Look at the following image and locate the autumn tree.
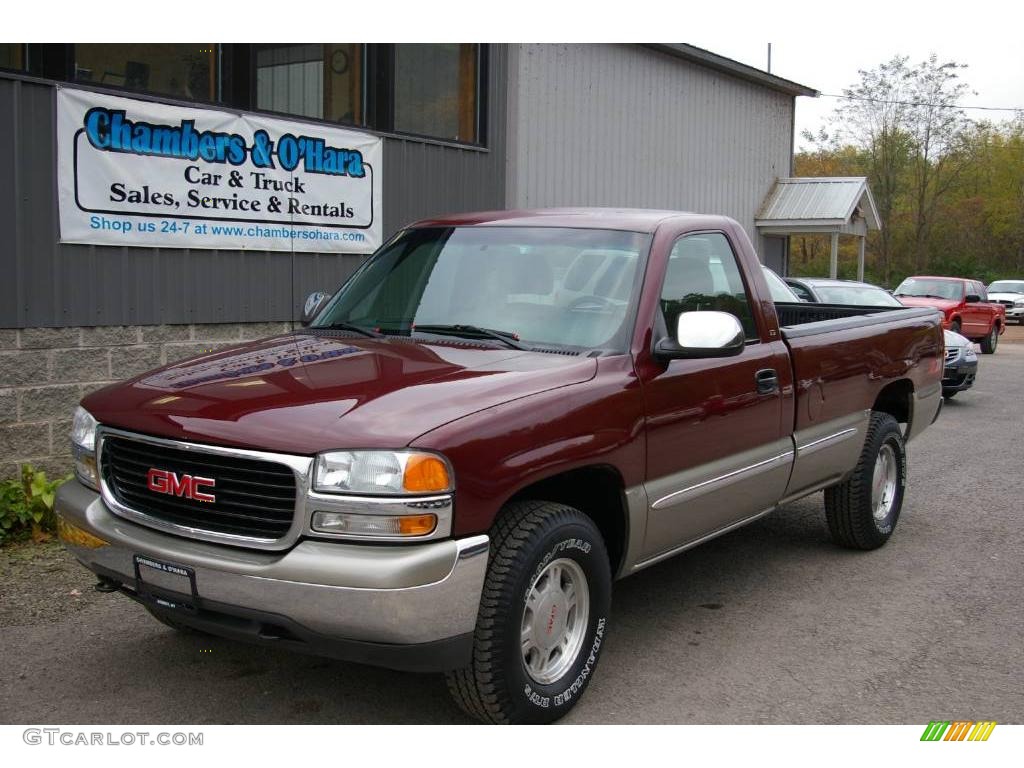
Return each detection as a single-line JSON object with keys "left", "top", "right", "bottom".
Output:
{"left": 804, "top": 55, "right": 973, "bottom": 283}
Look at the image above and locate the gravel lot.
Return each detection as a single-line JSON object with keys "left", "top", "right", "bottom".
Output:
{"left": 2, "top": 336, "right": 1022, "bottom": 725}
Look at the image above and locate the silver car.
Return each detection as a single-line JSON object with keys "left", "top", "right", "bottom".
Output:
{"left": 942, "top": 329, "right": 979, "bottom": 398}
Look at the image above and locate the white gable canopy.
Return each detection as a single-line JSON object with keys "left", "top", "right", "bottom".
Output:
{"left": 756, "top": 177, "right": 881, "bottom": 279}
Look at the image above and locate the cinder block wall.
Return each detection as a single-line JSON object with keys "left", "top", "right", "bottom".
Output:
{"left": 0, "top": 323, "right": 295, "bottom": 479}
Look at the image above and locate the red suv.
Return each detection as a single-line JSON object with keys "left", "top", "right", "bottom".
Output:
{"left": 894, "top": 276, "right": 1005, "bottom": 354}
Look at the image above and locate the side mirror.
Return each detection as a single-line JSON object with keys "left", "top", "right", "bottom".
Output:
{"left": 301, "top": 291, "right": 331, "bottom": 326}
{"left": 965, "top": 294, "right": 982, "bottom": 304}
{"left": 655, "top": 311, "right": 745, "bottom": 360}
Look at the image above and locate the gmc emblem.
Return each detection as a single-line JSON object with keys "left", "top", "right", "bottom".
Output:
{"left": 146, "top": 468, "right": 216, "bottom": 503}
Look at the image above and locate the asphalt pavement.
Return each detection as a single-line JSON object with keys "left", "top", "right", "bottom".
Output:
{"left": 2, "top": 337, "right": 1022, "bottom": 724}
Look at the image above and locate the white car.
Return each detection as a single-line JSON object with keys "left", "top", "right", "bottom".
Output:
{"left": 987, "top": 280, "right": 1024, "bottom": 324}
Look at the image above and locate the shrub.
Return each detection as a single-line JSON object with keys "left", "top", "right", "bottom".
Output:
{"left": 0, "top": 464, "right": 71, "bottom": 545}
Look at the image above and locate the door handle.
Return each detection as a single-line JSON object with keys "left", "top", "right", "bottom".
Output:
{"left": 755, "top": 368, "right": 779, "bottom": 395}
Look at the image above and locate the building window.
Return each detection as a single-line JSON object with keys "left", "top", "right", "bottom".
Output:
{"left": 72, "top": 44, "right": 217, "bottom": 101}
{"left": 394, "top": 44, "right": 478, "bottom": 143}
{"left": 255, "top": 44, "right": 363, "bottom": 125}
{"left": 1, "top": 44, "right": 24, "bottom": 71}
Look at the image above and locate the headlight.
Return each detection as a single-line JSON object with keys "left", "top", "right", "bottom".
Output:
{"left": 964, "top": 345, "right": 978, "bottom": 361}
{"left": 313, "top": 450, "right": 452, "bottom": 495}
{"left": 1014, "top": 299, "right": 1024, "bottom": 307}
{"left": 70, "top": 406, "right": 99, "bottom": 490}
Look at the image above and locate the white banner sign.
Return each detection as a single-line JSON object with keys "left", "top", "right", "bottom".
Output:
{"left": 57, "top": 87, "right": 382, "bottom": 253}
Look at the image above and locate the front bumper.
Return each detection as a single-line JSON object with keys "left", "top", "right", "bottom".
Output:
{"left": 943, "top": 359, "right": 978, "bottom": 393}
{"left": 54, "top": 481, "right": 488, "bottom": 672}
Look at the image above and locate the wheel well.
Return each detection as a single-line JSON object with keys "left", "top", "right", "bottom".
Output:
{"left": 506, "top": 465, "right": 627, "bottom": 573}
{"left": 873, "top": 379, "right": 913, "bottom": 425}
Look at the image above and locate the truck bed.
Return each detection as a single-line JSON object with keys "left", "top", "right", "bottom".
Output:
{"left": 775, "top": 302, "right": 941, "bottom": 338}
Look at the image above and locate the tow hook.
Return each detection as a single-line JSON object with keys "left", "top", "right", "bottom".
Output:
{"left": 94, "top": 577, "right": 122, "bottom": 593}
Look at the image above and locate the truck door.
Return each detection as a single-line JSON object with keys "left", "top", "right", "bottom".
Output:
{"left": 638, "top": 231, "right": 792, "bottom": 563}
{"left": 963, "top": 281, "right": 987, "bottom": 337}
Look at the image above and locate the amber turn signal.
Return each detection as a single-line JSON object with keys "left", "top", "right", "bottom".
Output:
{"left": 398, "top": 514, "right": 439, "bottom": 536}
{"left": 310, "top": 511, "right": 438, "bottom": 537}
{"left": 402, "top": 454, "right": 451, "bottom": 493}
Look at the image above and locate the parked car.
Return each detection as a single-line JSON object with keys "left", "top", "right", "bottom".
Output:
{"left": 55, "top": 209, "right": 944, "bottom": 724}
{"left": 784, "top": 277, "right": 903, "bottom": 308}
{"left": 942, "top": 329, "right": 978, "bottom": 399}
{"left": 986, "top": 280, "right": 1024, "bottom": 325}
{"left": 761, "top": 265, "right": 804, "bottom": 302}
{"left": 894, "top": 276, "right": 1005, "bottom": 354}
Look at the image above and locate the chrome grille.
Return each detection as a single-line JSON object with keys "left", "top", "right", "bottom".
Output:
{"left": 944, "top": 347, "right": 959, "bottom": 364}
{"left": 101, "top": 435, "right": 298, "bottom": 541}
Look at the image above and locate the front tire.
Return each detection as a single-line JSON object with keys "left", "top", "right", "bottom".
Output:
{"left": 824, "top": 412, "right": 907, "bottom": 550}
{"left": 980, "top": 325, "right": 999, "bottom": 354}
{"left": 942, "top": 389, "right": 957, "bottom": 399}
{"left": 446, "top": 500, "right": 612, "bottom": 724}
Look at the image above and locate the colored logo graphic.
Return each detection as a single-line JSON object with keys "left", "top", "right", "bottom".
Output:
{"left": 920, "top": 721, "right": 997, "bottom": 741}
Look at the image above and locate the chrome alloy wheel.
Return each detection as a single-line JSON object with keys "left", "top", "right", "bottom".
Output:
{"left": 872, "top": 443, "right": 898, "bottom": 522}
{"left": 520, "top": 557, "right": 590, "bottom": 685}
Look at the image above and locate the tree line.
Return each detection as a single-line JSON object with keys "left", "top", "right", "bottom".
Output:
{"left": 794, "top": 54, "right": 1024, "bottom": 288}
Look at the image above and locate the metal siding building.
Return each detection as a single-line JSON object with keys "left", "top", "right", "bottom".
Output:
{"left": 505, "top": 44, "right": 807, "bottom": 260}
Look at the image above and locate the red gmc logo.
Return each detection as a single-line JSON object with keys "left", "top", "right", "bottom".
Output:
{"left": 146, "top": 468, "right": 216, "bottom": 503}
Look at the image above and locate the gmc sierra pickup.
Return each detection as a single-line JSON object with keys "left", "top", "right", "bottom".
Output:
{"left": 56, "top": 209, "right": 944, "bottom": 724}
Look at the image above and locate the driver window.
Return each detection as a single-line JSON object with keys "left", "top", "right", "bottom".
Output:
{"left": 660, "top": 233, "right": 758, "bottom": 340}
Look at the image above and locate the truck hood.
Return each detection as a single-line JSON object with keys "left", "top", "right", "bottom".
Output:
{"left": 82, "top": 332, "right": 597, "bottom": 455}
{"left": 895, "top": 296, "right": 959, "bottom": 312}
{"left": 988, "top": 292, "right": 1024, "bottom": 303}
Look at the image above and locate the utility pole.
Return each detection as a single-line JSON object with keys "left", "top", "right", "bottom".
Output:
{"left": 767, "top": 42, "right": 772, "bottom": 73}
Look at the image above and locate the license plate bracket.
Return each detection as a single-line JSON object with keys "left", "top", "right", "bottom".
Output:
{"left": 133, "top": 555, "right": 200, "bottom": 612}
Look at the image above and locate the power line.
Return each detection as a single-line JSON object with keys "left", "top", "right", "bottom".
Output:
{"left": 818, "top": 92, "right": 1023, "bottom": 112}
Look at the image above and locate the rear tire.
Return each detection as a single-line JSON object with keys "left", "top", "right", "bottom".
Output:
{"left": 824, "top": 412, "right": 907, "bottom": 550}
{"left": 980, "top": 325, "right": 999, "bottom": 354}
{"left": 446, "top": 500, "right": 611, "bottom": 724}
{"left": 950, "top": 320, "right": 962, "bottom": 335}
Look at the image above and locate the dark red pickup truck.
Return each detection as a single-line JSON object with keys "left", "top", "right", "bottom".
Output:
{"left": 894, "top": 275, "right": 1006, "bottom": 354}
{"left": 56, "top": 209, "right": 943, "bottom": 723}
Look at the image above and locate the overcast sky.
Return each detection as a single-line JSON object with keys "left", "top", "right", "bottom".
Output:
{"left": 685, "top": 6, "right": 1024, "bottom": 152}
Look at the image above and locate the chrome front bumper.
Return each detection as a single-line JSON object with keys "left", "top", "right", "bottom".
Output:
{"left": 55, "top": 480, "right": 488, "bottom": 671}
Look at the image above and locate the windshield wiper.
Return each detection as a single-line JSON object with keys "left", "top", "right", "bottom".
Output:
{"left": 413, "top": 324, "right": 529, "bottom": 350}
{"left": 316, "top": 322, "right": 384, "bottom": 339}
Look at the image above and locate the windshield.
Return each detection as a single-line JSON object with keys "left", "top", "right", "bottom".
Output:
{"left": 762, "top": 267, "right": 802, "bottom": 302}
{"left": 314, "top": 226, "right": 651, "bottom": 351}
{"left": 894, "top": 278, "right": 963, "bottom": 300}
{"left": 813, "top": 284, "right": 902, "bottom": 307}
{"left": 989, "top": 281, "right": 1024, "bottom": 294}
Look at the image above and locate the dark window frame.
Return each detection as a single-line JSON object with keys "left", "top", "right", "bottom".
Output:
{"left": 15, "top": 43, "right": 489, "bottom": 149}
{"left": 0, "top": 43, "right": 27, "bottom": 74}
{"left": 375, "top": 43, "right": 487, "bottom": 148}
